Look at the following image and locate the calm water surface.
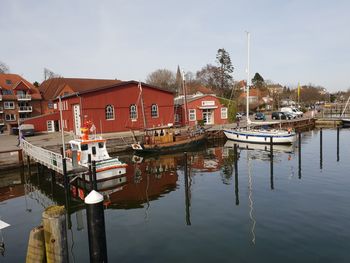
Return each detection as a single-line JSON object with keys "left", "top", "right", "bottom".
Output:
{"left": 1, "top": 129, "right": 350, "bottom": 262}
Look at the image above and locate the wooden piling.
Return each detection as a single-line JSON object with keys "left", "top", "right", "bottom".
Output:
{"left": 92, "top": 160, "right": 97, "bottom": 191}
{"left": 270, "top": 137, "right": 274, "bottom": 190}
{"left": 27, "top": 155, "right": 31, "bottom": 176}
{"left": 298, "top": 132, "right": 301, "bottom": 179}
{"left": 42, "top": 206, "right": 68, "bottom": 263}
{"left": 320, "top": 128, "right": 323, "bottom": 169}
{"left": 184, "top": 152, "right": 191, "bottom": 226}
{"left": 26, "top": 225, "right": 46, "bottom": 263}
{"left": 234, "top": 144, "right": 239, "bottom": 205}
{"left": 337, "top": 127, "right": 340, "bottom": 162}
{"left": 88, "top": 154, "right": 93, "bottom": 190}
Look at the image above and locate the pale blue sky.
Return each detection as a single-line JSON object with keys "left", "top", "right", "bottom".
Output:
{"left": 1, "top": 0, "right": 350, "bottom": 91}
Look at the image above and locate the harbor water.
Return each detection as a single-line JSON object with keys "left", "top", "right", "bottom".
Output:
{"left": 0, "top": 128, "right": 350, "bottom": 262}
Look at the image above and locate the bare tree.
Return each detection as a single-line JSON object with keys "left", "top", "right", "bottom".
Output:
{"left": 145, "top": 69, "right": 176, "bottom": 92}
{"left": 44, "top": 68, "right": 60, "bottom": 80}
{"left": 0, "top": 61, "right": 10, "bottom": 73}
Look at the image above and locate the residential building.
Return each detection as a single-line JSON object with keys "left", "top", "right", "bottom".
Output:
{"left": 0, "top": 74, "right": 42, "bottom": 132}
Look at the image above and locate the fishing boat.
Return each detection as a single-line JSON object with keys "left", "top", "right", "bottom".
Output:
{"left": 223, "top": 32, "right": 296, "bottom": 145}
{"left": 66, "top": 120, "right": 127, "bottom": 181}
{"left": 131, "top": 124, "right": 206, "bottom": 154}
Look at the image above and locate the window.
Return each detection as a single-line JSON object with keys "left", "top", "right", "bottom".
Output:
{"left": 48, "top": 101, "right": 54, "bottom": 109}
{"left": 5, "top": 114, "right": 16, "bottom": 121}
{"left": 151, "top": 104, "right": 158, "bottom": 118}
{"left": 5, "top": 79, "right": 12, "bottom": 85}
{"left": 130, "top": 104, "right": 137, "bottom": 120}
{"left": 105, "top": 105, "right": 114, "bottom": 120}
{"left": 81, "top": 144, "right": 88, "bottom": 151}
{"left": 4, "top": 101, "right": 15, "bottom": 109}
{"left": 189, "top": 109, "right": 196, "bottom": 121}
{"left": 221, "top": 107, "right": 228, "bottom": 119}
{"left": 2, "top": 90, "right": 13, "bottom": 95}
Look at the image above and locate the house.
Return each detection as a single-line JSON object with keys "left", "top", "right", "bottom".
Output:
{"left": 25, "top": 80, "right": 174, "bottom": 134}
{"left": 174, "top": 92, "right": 229, "bottom": 126}
{"left": 0, "top": 74, "right": 42, "bottom": 132}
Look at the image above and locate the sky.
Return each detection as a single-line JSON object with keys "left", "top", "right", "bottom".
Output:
{"left": 1, "top": 0, "right": 350, "bottom": 92}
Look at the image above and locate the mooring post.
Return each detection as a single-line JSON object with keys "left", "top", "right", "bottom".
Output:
{"left": 85, "top": 190, "right": 108, "bottom": 263}
{"left": 234, "top": 143, "right": 239, "bottom": 205}
{"left": 51, "top": 169, "right": 56, "bottom": 198}
{"left": 337, "top": 126, "right": 340, "bottom": 162}
{"left": 27, "top": 155, "right": 31, "bottom": 177}
{"left": 184, "top": 152, "right": 191, "bottom": 226}
{"left": 298, "top": 132, "right": 302, "bottom": 179}
{"left": 270, "top": 137, "right": 274, "bottom": 190}
{"left": 88, "top": 154, "right": 93, "bottom": 190}
{"left": 92, "top": 160, "right": 97, "bottom": 191}
{"left": 320, "top": 128, "right": 323, "bottom": 169}
{"left": 42, "top": 206, "right": 69, "bottom": 263}
{"left": 26, "top": 225, "right": 46, "bottom": 263}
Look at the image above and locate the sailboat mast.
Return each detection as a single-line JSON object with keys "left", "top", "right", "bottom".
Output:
{"left": 246, "top": 32, "right": 251, "bottom": 129}
{"left": 182, "top": 70, "right": 188, "bottom": 126}
{"left": 139, "top": 82, "right": 147, "bottom": 129}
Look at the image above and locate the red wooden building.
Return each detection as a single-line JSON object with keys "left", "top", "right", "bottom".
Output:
{"left": 174, "top": 93, "right": 229, "bottom": 127}
{"left": 25, "top": 80, "right": 174, "bottom": 134}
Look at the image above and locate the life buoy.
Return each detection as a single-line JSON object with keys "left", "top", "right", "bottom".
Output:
{"left": 132, "top": 144, "right": 143, "bottom": 150}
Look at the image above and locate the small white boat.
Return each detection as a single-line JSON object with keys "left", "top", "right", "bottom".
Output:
{"left": 67, "top": 120, "right": 127, "bottom": 181}
{"left": 224, "top": 32, "right": 296, "bottom": 145}
{"left": 224, "top": 139, "right": 294, "bottom": 153}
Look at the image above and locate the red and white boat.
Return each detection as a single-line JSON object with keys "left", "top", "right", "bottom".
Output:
{"left": 67, "top": 120, "right": 127, "bottom": 181}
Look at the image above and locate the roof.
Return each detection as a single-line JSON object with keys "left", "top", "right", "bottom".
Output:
{"left": 0, "top": 73, "right": 42, "bottom": 99}
{"left": 41, "top": 78, "right": 174, "bottom": 100}
{"left": 186, "top": 84, "right": 214, "bottom": 95}
{"left": 174, "top": 93, "right": 217, "bottom": 105}
{"left": 39, "top": 77, "right": 123, "bottom": 100}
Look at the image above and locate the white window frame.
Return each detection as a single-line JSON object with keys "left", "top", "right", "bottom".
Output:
{"left": 130, "top": 104, "right": 138, "bottom": 120}
{"left": 151, "top": 104, "right": 159, "bottom": 118}
{"left": 105, "top": 105, "right": 115, "bottom": 120}
{"left": 221, "top": 107, "right": 228, "bottom": 119}
{"left": 4, "top": 101, "right": 15, "bottom": 109}
{"left": 189, "top": 109, "right": 196, "bottom": 121}
{"left": 5, "top": 113, "right": 16, "bottom": 121}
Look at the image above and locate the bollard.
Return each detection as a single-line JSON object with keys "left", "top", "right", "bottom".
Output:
{"left": 85, "top": 190, "right": 108, "bottom": 263}
{"left": 42, "top": 206, "right": 68, "bottom": 263}
{"left": 26, "top": 225, "right": 46, "bottom": 263}
{"left": 92, "top": 160, "right": 97, "bottom": 191}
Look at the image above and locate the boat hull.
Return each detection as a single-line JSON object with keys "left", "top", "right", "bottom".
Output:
{"left": 133, "top": 134, "right": 206, "bottom": 154}
{"left": 223, "top": 129, "right": 295, "bottom": 145}
{"left": 342, "top": 119, "right": 350, "bottom": 128}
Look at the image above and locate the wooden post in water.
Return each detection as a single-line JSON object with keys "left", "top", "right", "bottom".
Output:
{"left": 234, "top": 143, "right": 239, "bottom": 205}
{"left": 27, "top": 155, "right": 31, "bottom": 177}
{"left": 42, "top": 206, "right": 68, "bottom": 263}
{"left": 92, "top": 160, "right": 97, "bottom": 191}
{"left": 298, "top": 132, "right": 302, "bottom": 179}
{"left": 270, "top": 137, "right": 274, "bottom": 190}
{"left": 51, "top": 169, "right": 56, "bottom": 198}
{"left": 85, "top": 190, "right": 108, "bottom": 263}
{"left": 337, "top": 127, "right": 340, "bottom": 162}
{"left": 26, "top": 225, "right": 46, "bottom": 263}
{"left": 184, "top": 152, "right": 191, "bottom": 226}
{"left": 320, "top": 128, "right": 323, "bottom": 169}
{"left": 88, "top": 154, "right": 93, "bottom": 190}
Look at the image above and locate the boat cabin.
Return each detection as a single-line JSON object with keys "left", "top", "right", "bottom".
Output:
{"left": 69, "top": 138, "right": 110, "bottom": 165}
{"left": 144, "top": 125, "right": 176, "bottom": 145}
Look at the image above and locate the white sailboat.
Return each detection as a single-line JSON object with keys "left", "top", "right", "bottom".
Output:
{"left": 224, "top": 32, "right": 296, "bottom": 145}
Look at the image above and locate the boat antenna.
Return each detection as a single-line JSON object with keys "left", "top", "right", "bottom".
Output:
{"left": 246, "top": 31, "right": 251, "bottom": 130}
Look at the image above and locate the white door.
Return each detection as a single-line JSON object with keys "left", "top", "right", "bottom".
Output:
{"left": 73, "top": 104, "right": 81, "bottom": 135}
{"left": 202, "top": 109, "right": 214, "bottom": 125}
{"left": 47, "top": 120, "right": 54, "bottom": 132}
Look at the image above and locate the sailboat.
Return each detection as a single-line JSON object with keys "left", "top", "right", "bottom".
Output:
{"left": 223, "top": 32, "right": 296, "bottom": 145}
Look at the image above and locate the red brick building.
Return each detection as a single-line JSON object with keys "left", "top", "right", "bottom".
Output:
{"left": 26, "top": 80, "right": 174, "bottom": 133}
{"left": 174, "top": 93, "right": 229, "bottom": 127}
{"left": 0, "top": 74, "right": 42, "bottom": 132}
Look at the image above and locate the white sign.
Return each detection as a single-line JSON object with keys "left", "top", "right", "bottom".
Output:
{"left": 202, "top": 101, "right": 215, "bottom": 106}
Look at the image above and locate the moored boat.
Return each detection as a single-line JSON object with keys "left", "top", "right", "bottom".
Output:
{"left": 66, "top": 120, "right": 127, "bottom": 181}
{"left": 131, "top": 124, "right": 206, "bottom": 154}
{"left": 342, "top": 118, "right": 350, "bottom": 128}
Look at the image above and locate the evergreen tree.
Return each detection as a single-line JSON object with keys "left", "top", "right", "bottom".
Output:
{"left": 216, "top": 48, "right": 234, "bottom": 90}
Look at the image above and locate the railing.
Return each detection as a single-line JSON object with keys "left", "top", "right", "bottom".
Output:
{"left": 17, "top": 94, "right": 32, "bottom": 100}
{"left": 18, "top": 106, "right": 32, "bottom": 112}
{"left": 22, "top": 140, "right": 69, "bottom": 173}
